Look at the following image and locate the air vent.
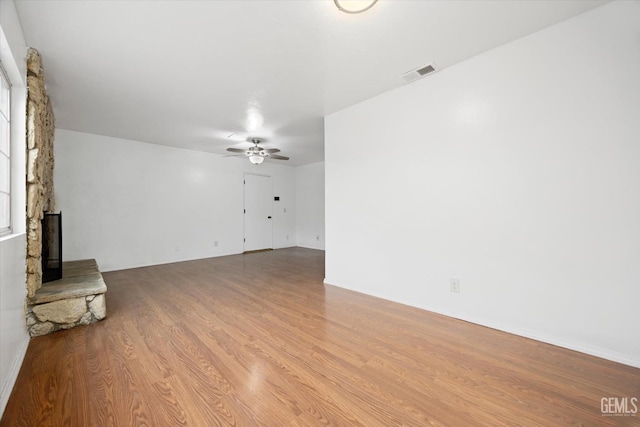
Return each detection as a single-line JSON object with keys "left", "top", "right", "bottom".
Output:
{"left": 401, "top": 63, "right": 438, "bottom": 83}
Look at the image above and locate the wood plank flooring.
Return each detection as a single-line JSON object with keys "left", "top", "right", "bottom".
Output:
{"left": 2, "top": 247, "right": 639, "bottom": 426}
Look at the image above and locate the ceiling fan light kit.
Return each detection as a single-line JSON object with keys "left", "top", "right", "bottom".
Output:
{"left": 334, "top": 0, "right": 379, "bottom": 14}
{"left": 249, "top": 154, "right": 265, "bottom": 165}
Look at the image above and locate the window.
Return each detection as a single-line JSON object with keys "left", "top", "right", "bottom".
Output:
{"left": 0, "top": 63, "right": 11, "bottom": 236}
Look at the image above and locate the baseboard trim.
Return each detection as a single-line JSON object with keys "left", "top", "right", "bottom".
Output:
{"left": 243, "top": 248, "right": 273, "bottom": 254}
{"left": 0, "top": 333, "right": 29, "bottom": 418}
{"left": 297, "top": 244, "right": 325, "bottom": 251}
{"left": 100, "top": 250, "right": 244, "bottom": 272}
{"left": 323, "top": 279, "right": 639, "bottom": 369}
{"left": 431, "top": 309, "right": 639, "bottom": 369}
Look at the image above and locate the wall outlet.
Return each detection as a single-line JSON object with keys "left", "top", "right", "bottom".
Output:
{"left": 175, "top": 246, "right": 180, "bottom": 252}
{"left": 316, "top": 234, "right": 320, "bottom": 241}
{"left": 450, "top": 278, "right": 460, "bottom": 293}
{"left": 214, "top": 241, "right": 218, "bottom": 247}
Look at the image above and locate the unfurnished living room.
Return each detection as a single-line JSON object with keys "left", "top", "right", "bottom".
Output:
{"left": 1, "top": 0, "right": 639, "bottom": 425}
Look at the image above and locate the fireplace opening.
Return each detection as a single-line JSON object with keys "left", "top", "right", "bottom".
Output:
{"left": 42, "top": 212, "right": 62, "bottom": 283}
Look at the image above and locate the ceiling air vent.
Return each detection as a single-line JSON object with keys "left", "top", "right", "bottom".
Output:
{"left": 402, "top": 63, "right": 438, "bottom": 83}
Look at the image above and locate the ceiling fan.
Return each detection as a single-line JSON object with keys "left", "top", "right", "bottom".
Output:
{"left": 226, "top": 137, "right": 289, "bottom": 164}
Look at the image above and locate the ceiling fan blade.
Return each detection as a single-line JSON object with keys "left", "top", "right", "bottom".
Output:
{"left": 223, "top": 154, "right": 245, "bottom": 157}
{"left": 268, "top": 154, "right": 289, "bottom": 160}
{"left": 264, "top": 148, "right": 280, "bottom": 154}
{"left": 226, "top": 147, "right": 246, "bottom": 153}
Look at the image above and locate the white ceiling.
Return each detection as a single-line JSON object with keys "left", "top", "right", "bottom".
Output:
{"left": 15, "top": 0, "right": 609, "bottom": 166}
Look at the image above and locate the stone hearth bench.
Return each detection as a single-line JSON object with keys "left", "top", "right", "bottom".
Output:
{"left": 27, "top": 259, "right": 107, "bottom": 337}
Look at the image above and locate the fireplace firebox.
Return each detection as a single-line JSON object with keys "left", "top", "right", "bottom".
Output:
{"left": 42, "top": 212, "right": 62, "bottom": 283}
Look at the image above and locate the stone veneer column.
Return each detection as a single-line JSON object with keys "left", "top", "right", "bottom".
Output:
{"left": 25, "top": 48, "right": 55, "bottom": 298}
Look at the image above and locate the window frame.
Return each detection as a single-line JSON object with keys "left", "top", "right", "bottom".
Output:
{"left": 0, "top": 62, "right": 11, "bottom": 237}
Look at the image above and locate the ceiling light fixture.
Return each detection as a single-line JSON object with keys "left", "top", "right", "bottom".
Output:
{"left": 334, "top": 0, "right": 379, "bottom": 14}
{"left": 249, "top": 154, "right": 265, "bottom": 165}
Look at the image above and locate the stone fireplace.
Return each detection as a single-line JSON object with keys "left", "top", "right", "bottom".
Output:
{"left": 25, "top": 48, "right": 55, "bottom": 299}
{"left": 24, "top": 48, "right": 107, "bottom": 337}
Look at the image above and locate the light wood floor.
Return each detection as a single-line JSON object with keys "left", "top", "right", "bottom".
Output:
{"left": 2, "top": 247, "right": 638, "bottom": 426}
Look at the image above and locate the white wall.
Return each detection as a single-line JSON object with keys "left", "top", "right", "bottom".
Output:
{"left": 0, "top": 0, "right": 29, "bottom": 417}
{"left": 296, "top": 161, "right": 325, "bottom": 250}
{"left": 0, "top": 236, "right": 28, "bottom": 415}
{"left": 325, "top": 1, "right": 640, "bottom": 367}
{"left": 54, "top": 129, "right": 297, "bottom": 272}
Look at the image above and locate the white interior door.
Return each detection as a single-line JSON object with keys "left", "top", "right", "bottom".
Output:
{"left": 244, "top": 174, "right": 273, "bottom": 251}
